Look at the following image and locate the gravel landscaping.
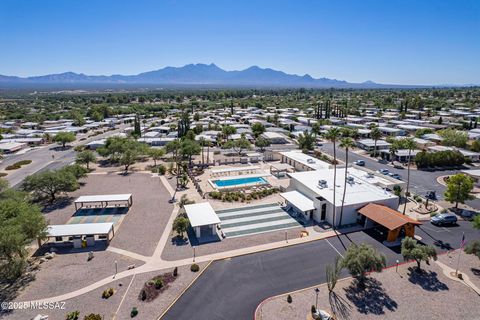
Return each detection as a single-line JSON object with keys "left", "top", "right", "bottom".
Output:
{"left": 256, "top": 257, "right": 480, "bottom": 320}
{"left": 2, "top": 263, "right": 207, "bottom": 320}
{"left": 14, "top": 250, "right": 143, "bottom": 301}
{"left": 161, "top": 226, "right": 304, "bottom": 260}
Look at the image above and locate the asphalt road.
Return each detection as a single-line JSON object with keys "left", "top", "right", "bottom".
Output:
{"left": 162, "top": 221, "right": 478, "bottom": 320}
{"left": 318, "top": 142, "right": 480, "bottom": 209}
{"left": 0, "top": 125, "right": 129, "bottom": 188}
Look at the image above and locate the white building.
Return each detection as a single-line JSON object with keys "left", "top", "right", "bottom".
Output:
{"left": 279, "top": 151, "right": 332, "bottom": 171}
{"left": 285, "top": 168, "right": 399, "bottom": 226}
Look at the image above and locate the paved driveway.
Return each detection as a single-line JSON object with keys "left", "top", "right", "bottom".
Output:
{"left": 162, "top": 221, "right": 478, "bottom": 320}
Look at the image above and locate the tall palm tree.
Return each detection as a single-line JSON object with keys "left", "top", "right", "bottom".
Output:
{"left": 370, "top": 127, "right": 382, "bottom": 158}
{"left": 401, "top": 138, "right": 417, "bottom": 215}
{"left": 338, "top": 137, "right": 355, "bottom": 227}
{"left": 325, "top": 127, "right": 342, "bottom": 228}
{"left": 198, "top": 137, "right": 206, "bottom": 166}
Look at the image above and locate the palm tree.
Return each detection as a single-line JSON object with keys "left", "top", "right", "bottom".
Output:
{"left": 338, "top": 137, "right": 355, "bottom": 226}
{"left": 388, "top": 143, "right": 399, "bottom": 164}
{"left": 401, "top": 138, "right": 417, "bottom": 215}
{"left": 370, "top": 127, "right": 382, "bottom": 158}
{"left": 325, "top": 127, "right": 342, "bottom": 228}
{"left": 198, "top": 137, "right": 206, "bottom": 166}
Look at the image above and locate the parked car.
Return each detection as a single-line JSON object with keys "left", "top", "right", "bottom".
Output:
{"left": 460, "top": 210, "right": 477, "bottom": 220}
{"left": 388, "top": 173, "right": 402, "bottom": 180}
{"left": 431, "top": 213, "right": 458, "bottom": 226}
{"left": 378, "top": 168, "right": 389, "bottom": 175}
{"left": 354, "top": 160, "right": 365, "bottom": 166}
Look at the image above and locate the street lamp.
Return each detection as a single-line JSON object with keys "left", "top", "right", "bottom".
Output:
{"left": 193, "top": 246, "right": 196, "bottom": 262}
{"left": 314, "top": 287, "right": 320, "bottom": 310}
{"left": 114, "top": 260, "right": 118, "bottom": 278}
{"left": 285, "top": 231, "right": 288, "bottom": 243}
{"left": 395, "top": 259, "right": 399, "bottom": 273}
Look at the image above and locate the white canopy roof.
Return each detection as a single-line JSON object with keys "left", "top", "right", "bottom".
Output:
{"left": 47, "top": 223, "right": 113, "bottom": 237}
{"left": 184, "top": 202, "right": 221, "bottom": 228}
{"left": 75, "top": 194, "right": 132, "bottom": 203}
{"left": 280, "top": 191, "right": 315, "bottom": 212}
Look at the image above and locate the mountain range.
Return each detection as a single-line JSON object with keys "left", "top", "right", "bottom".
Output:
{"left": 0, "top": 63, "right": 426, "bottom": 89}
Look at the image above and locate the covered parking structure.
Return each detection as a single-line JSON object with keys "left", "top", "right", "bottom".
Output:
{"left": 280, "top": 190, "right": 316, "bottom": 222}
{"left": 184, "top": 202, "right": 221, "bottom": 242}
{"left": 270, "top": 162, "right": 294, "bottom": 178}
{"left": 74, "top": 194, "right": 133, "bottom": 211}
{"left": 42, "top": 222, "right": 115, "bottom": 248}
{"left": 358, "top": 203, "right": 422, "bottom": 243}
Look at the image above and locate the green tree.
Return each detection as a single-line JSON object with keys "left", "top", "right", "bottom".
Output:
{"left": 97, "top": 137, "right": 147, "bottom": 171}
{"left": 0, "top": 192, "right": 47, "bottom": 280}
{"left": 180, "top": 139, "right": 201, "bottom": 165}
{"left": 173, "top": 216, "right": 189, "bottom": 238}
{"left": 471, "top": 140, "right": 480, "bottom": 152}
{"left": 224, "top": 135, "right": 251, "bottom": 155}
{"left": 472, "top": 215, "right": 480, "bottom": 230}
{"left": 438, "top": 128, "right": 468, "bottom": 148}
{"left": 393, "top": 185, "right": 403, "bottom": 205}
{"left": 70, "top": 110, "right": 85, "bottom": 127}
{"left": 255, "top": 137, "right": 271, "bottom": 152}
{"left": 222, "top": 125, "right": 237, "bottom": 141}
{"left": 444, "top": 173, "right": 474, "bottom": 208}
{"left": 311, "top": 122, "right": 321, "bottom": 139}
{"left": 325, "top": 127, "right": 342, "bottom": 227}
{"left": 370, "top": 127, "right": 382, "bottom": 157}
{"left": 76, "top": 150, "right": 97, "bottom": 170}
{"left": 401, "top": 237, "right": 437, "bottom": 271}
{"left": 53, "top": 132, "right": 76, "bottom": 148}
{"left": 148, "top": 147, "right": 165, "bottom": 167}
{"left": 22, "top": 169, "right": 79, "bottom": 203}
{"left": 251, "top": 122, "right": 266, "bottom": 138}
{"left": 397, "top": 138, "right": 416, "bottom": 215}
{"left": 338, "top": 137, "right": 355, "bottom": 226}
{"left": 341, "top": 243, "right": 386, "bottom": 286}
{"left": 133, "top": 114, "right": 142, "bottom": 137}
{"left": 298, "top": 131, "right": 315, "bottom": 151}
{"left": 326, "top": 256, "right": 343, "bottom": 293}
{"left": 464, "top": 240, "right": 480, "bottom": 260}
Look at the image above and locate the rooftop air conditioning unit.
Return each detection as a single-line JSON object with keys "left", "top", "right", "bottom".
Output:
{"left": 347, "top": 176, "right": 355, "bottom": 183}
{"left": 307, "top": 159, "right": 315, "bottom": 164}
{"left": 318, "top": 179, "right": 328, "bottom": 188}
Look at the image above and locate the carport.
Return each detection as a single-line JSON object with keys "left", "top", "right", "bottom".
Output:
{"left": 184, "top": 202, "right": 221, "bottom": 240}
{"left": 74, "top": 194, "right": 133, "bottom": 210}
{"left": 358, "top": 203, "right": 422, "bottom": 242}
{"left": 280, "top": 190, "right": 315, "bottom": 221}
{"left": 42, "top": 222, "right": 115, "bottom": 248}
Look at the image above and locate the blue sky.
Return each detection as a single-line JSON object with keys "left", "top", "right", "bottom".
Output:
{"left": 0, "top": 0, "right": 479, "bottom": 85}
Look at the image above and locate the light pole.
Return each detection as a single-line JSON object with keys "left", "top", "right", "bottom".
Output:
{"left": 114, "top": 260, "right": 118, "bottom": 278}
{"left": 285, "top": 231, "right": 288, "bottom": 243}
{"left": 395, "top": 260, "right": 399, "bottom": 273}
{"left": 193, "top": 246, "right": 196, "bottom": 262}
{"left": 314, "top": 287, "right": 320, "bottom": 311}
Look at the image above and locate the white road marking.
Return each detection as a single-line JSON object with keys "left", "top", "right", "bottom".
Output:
{"left": 326, "top": 238, "right": 344, "bottom": 258}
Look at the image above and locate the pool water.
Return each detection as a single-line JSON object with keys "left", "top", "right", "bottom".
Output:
{"left": 213, "top": 177, "right": 267, "bottom": 188}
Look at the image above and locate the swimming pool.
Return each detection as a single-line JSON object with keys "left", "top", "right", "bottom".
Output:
{"left": 213, "top": 176, "right": 267, "bottom": 188}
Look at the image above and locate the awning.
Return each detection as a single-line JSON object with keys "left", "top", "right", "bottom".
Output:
{"left": 280, "top": 191, "right": 315, "bottom": 212}
{"left": 358, "top": 203, "right": 421, "bottom": 230}
{"left": 75, "top": 194, "right": 132, "bottom": 203}
{"left": 47, "top": 223, "right": 114, "bottom": 237}
{"left": 184, "top": 202, "right": 221, "bottom": 228}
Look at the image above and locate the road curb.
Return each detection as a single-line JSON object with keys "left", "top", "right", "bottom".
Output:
{"left": 157, "top": 260, "right": 213, "bottom": 319}
{"left": 253, "top": 248, "right": 457, "bottom": 320}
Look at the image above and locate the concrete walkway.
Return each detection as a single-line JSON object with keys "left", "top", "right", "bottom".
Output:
{"left": 435, "top": 259, "right": 480, "bottom": 295}
{"left": 18, "top": 174, "right": 352, "bottom": 305}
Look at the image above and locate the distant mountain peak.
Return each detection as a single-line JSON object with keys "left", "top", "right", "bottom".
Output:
{"left": 0, "top": 63, "right": 421, "bottom": 89}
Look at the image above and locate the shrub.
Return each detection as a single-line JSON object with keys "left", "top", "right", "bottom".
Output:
{"left": 130, "top": 307, "right": 138, "bottom": 318}
{"left": 66, "top": 311, "right": 80, "bottom": 320}
{"left": 190, "top": 264, "right": 200, "bottom": 272}
{"left": 158, "top": 164, "right": 166, "bottom": 175}
{"left": 0, "top": 173, "right": 7, "bottom": 177}
{"left": 139, "top": 289, "right": 147, "bottom": 301}
{"left": 154, "top": 278, "right": 163, "bottom": 289}
{"left": 83, "top": 314, "right": 102, "bottom": 320}
{"left": 173, "top": 267, "right": 178, "bottom": 277}
{"left": 287, "top": 294, "right": 292, "bottom": 303}
{"left": 102, "top": 288, "right": 114, "bottom": 299}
